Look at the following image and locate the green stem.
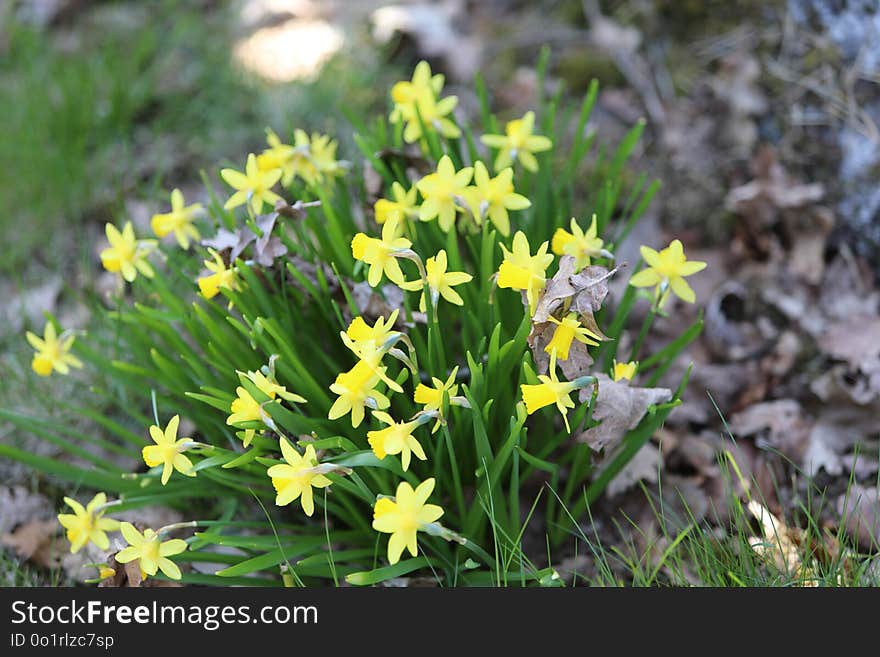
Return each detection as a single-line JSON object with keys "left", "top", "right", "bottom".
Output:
{"left": 442, "top": 425, "right": 466, "bottom": 522}
{"left": 628, "top": 309, "right": 656, "bottom": 362}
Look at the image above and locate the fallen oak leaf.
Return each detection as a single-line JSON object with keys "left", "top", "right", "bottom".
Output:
{"left": 202, "top": 200, "right": 317, "bottom": 266}
{"left": 201, "top": 227, "right": 245, "bottom": 262}
{"left": 250, "top": 213, "right": 288, "bottom": 267}
{"left": 100, "top": 553, "right": 143, "bottom": 588}
{"left": 569, "top": 265, "right": 621, "bottom": 321}
{"left": 728, "top": 399, "right": 811, "bottom": 459}
{"left": 1, "top": 519, "right": 65, "bottom": 569}
{"left": 530, "top": 254, "right": 579, "bottom": 323}
{"left": 725, "top": 146, "right": 824, "bottom": 221}
{"left": 817, "top": 315, "right": 880, "bottom": 371}
{"left": 606, "top": 442, "right": 661, "bottom": 498}
{"left": 576, "top": 374, "right": 672, "bottom": 452}
{"left": 234, "top": 212, "right": 288, "bottom": 266}
{"left": 527, "top": 257, "right": 617, "bottom": 378}
{"left": 532, "top": 256, "right": 618, "bottom": 326}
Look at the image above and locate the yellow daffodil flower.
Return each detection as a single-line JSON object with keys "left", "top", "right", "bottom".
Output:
{"left": 372, "top": 478, "right": 444, "bottom": 565}
{"left": 416, "top": 155, "right": 473, "bottom": 232}
{"left": 150, "top": 188, "right": 202, "bottom": 249}
{"left": 81, "top": 564, "right": 117, "bottom": 585}
{"left": 346, "top": 310, "right": 400, "bottom": 348}
{"left": 336, "top": 315, "right": 406, "bottom": 426}
{"left": 414, "top": 367, "right": 463, "bottom": 433}
{"left": 115, "top": 523, "right": 188, "bottom": 580}
{"left": 99, "top": 221, "right": 157, "bottom": 282}
{"left": 544, "top": 313, "right": 601, "bottom": 360}
{"left": 227, "top": 369, "right": 306, "bottom": 447}
{"left": 367, "top": 411, "right": 428, "bottom": 471}
{"left": 99, "top": 565, "right": 116, "bottom": 579}
{"left": 551, "top": 215, "right": 608, "bottom": 270}
{"left": 267, "top": 438, "right": 332, "bottom": 516}
{"left": 390, "top": 61, "right": 461, "bottom": 143}
{"left": 629, "top": 239, "right": 707, "bottom": 307}
{"left": 400, "top": 249, "right": 472, "bottom": 311}
{"left": 306, "top": 131, "right": 346, "bottom": 182}
{"left": 481, "top": 111, "right": 552, "bottom": 172}
{"left": 263, "top": 129, "right": 346, "bottom": 186}
{"left": 340, "top": 338, "right": 404, "bottom": 393}
{"left": 339, "top": 314, "right": 407, "bottom": 405}
{"left": 351, "top": 215, "right": 412, "bottom": 287}
{"left": 328, "top": 359, "right": 392, "bottom": 428}
{"left": 142, "top": 415, "right": 196, "bottom": 486}
{"left": 226, "top": 388, "right": 265, "bottom": 440}
{"left": 462, "top": 161, "right": 530, "bottom": 236}
{"left": 390, "top": 61, "right": 443, "bottom": 114}
{"left": 197, "top": 248, "right": 239, "bottom": 300}
{"left": 291, "top": 129, "right": 321, "bottom": 184}
{"left": 612, "top": 360, "right": 638, "bottom": 382}
{"left": 57, "top": 493, "right": 119, "bottom": 554}
{"left": 221, "top": 153, "right": 283, "bottom": 215}
{"left": 257, "top": 128, "right": 298, "bottom": 186}
{"left": 403, "top": 93, "right": 461, "bottom": 143}
{"left": 246, "top": 369, "right": 307, "bottom": 405}
{"left": 414, "top": 366, "right": 459, "bottom": 412}
{"left": 26, "top": 321, "right": 82, "bottom": 377}
{"left": 497, "top": 231, "right": 553, "bottom": 313}
{"left": 521, "top": 352, "right": 593, "bottom": 432}
{"left": 375, "top": 182, "right": 419, "bottom": 225}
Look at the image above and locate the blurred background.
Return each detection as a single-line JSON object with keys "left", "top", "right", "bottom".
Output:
{"left": 3, "top": 0, "right": 880, "bottom": 583}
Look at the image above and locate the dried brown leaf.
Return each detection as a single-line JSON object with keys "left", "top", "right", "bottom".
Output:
{"left": 725, "top": 147, "right": 824, "bottom": 219}
{"left": 704, "top": 280, "right": 777, "bottom": 361}
{"left": 532, "top": 257, "right": 616, "bottom": 325}
{"left": 202, "top": 209, "right": 294, "bottom": 266}
{"left": 1, "top": 519, "right": 65, "bottom": 569}
{"left": 817, "top": 315, "right": 880, "bottom": 371}
{"left": 729, "top": 399, "right": 810, "bottom": 457}
{"left": 838, "top": 485, "right": 880, "bottom": 548}
{"left": 100, "top": 554, "right": 142, "bottom": 587}
{"left": 0, "top": 486, "right": 52, "bottom": 534}
{"left": 201, "top": 228, "right": 240, "bottom": 257}
{"left": 606, "top": 443, "right": 661, "bottom": 498}
{"left": 576, "top": 374, "right": 672, "bottom": 452}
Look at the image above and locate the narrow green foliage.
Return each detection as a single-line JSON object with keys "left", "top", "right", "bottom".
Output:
{"left": 2, "top": 59, "right": 708, "bottom": 587}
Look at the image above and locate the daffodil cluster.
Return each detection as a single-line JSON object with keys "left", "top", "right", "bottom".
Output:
{"left": 32, "top": 60, "right": 709, "bottom": 586}
{"left": 370, "top": 154, "right": 533, "bottom": 238}
{"left": 226, "top": 362, "right": 307, "bottom": 446}
{"left": 390, "top": 61, "right": 461, "bottom": 143}
{"left": 328, "top": 311, "right": 409, "bottom": 428}
{"left": 55, "top": 493, "right": 191, "bottom": 582}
